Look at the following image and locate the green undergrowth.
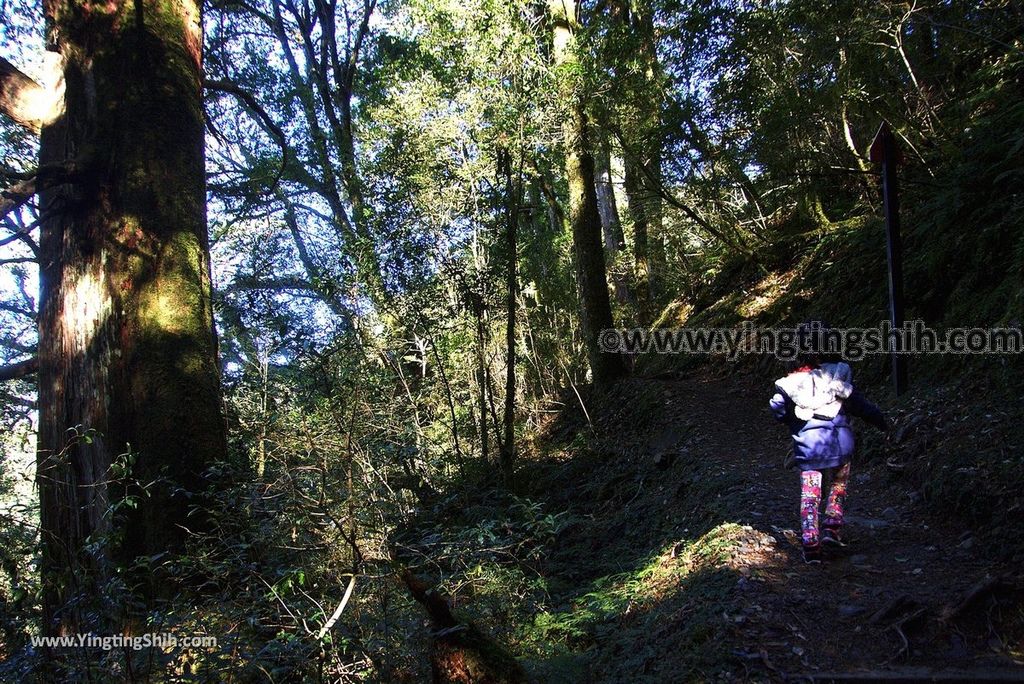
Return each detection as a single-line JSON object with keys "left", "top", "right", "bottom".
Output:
{"left": 521, "top": 524, "right": 745, "bottom": 682}
{"left": 399, "top": 380, "right": 759, "bottom": 682}
{"left": 403, "top": 497, "right": 750, "bottom": 682}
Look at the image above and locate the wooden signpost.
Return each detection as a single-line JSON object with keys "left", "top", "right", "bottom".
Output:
{"left": 870, "top": 121, "right": 908, "bottom": 396}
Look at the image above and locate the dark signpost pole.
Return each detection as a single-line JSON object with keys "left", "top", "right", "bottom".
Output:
{"left": 870, "top": 122, "right": 908, "bottom": 396}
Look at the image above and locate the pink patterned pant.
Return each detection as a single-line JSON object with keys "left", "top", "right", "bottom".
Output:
{"left": 800, "top": 462, "right": 851, "bottom": 546}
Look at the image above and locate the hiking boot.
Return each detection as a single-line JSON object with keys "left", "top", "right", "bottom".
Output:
{"left": 802, "top": 543, "right": 822, "bottom": 564}
{"left": 822, "top": 526, "right": 847, "bottom": 547}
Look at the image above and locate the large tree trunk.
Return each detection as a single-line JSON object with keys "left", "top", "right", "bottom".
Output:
{"left": 549, "top": 0, "right": 625, "bottom": 387}
{"left": 35, "top": 0, "right": 226, "bottom": 633}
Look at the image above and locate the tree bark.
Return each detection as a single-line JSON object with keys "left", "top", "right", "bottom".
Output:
{"left": 609, "top": 0, "right": 664, "bottom": 325}
{"left": 33, "top": 0, "right": 227, "bottom": 633}
{"left": 623, "top": 157, "right": 653, "bottom": 322}
{"left": 498, "top": 149, "right": 518, "bottom": 489}
{"left": 595, "top": 140, "right": 636, "bottom": 308}
{"left": 549, "top": 0, "right": 625, "bottom": 387}
{"left": 402, "top": 570, "right": 529, "bottom": 684}
{"left": 594, "top": 136, "right": 625, "bottom": 252}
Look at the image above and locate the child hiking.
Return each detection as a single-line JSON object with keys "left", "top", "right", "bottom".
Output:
{"left": 769, "top": 322, "right": 889, "bottom": 564}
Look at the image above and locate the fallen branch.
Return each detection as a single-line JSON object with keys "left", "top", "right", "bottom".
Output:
{"left": 940, "top": 575, "right": 1004, "bottom": 623}
{"left": 401, "top": 569, "right": 529, "bottom": 684}
{"left": 316, "top": 574, "right": 357, "bottom": 640}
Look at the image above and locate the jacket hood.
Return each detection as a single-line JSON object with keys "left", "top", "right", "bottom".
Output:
{"left": 775, "top": 362, "right": 853, "bottom": 420}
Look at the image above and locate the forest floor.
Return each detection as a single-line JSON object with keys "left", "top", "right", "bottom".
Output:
{"left": 442, "top": 370, "right": 1024, "bottom": 682}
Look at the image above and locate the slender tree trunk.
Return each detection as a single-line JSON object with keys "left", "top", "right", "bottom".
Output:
{"left": 474, "top": 305, "right": 489, "bottom": 465}
{"left": 498, "top": 149, "right": 518, "bottom": 489}
{"left": 35, "top": 0, "right": 226, "bottom": 633}
{"left": 633, "top": 4, "right": 665, "bottom": 295}
{"left": 549, "top": 0, "right": 625, "bottom": 387}
{"left": 623, "top": 157, "right": 653, "bottom": 323}
{"left": 596, "top": 141, "right": 636, "bottom": 306}
{"left": 427, "top": 333, "right": 464, "bottom": 475}
{"left": 594, "top": 137, "right": 625, "bottom": 251}
{"left": 610, "top": 0, "right": 664, "bottom": 324}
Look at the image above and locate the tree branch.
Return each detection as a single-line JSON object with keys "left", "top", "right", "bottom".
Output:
{"left": 316, "top": 574, "right": 356, "bottom": 640}
{"left": 204, "top": 78, "right": 289, "bottom": 193}
{"left": 0, "top": 392, "right": 36, "bottom": 409}
{"left": 0, "top": 338, "right": 35, "bottom": 355}
{"left": 0, "top": 54, "right": 64, "bottom": 133}
{"left": 345, "top": 0, "right": 377, "bottom": 89}
{"left": 0, "top": 303, "right": 36, "bottom": 319}
{"left": 1, "top": 162, "right": 81, "bottom": 222}
{"left": 0, "top": 357, "right": 37, "bottom": 381}
{"left": 222, "top": 276, "right": 319, "bottom": 294}
{"left": 1, "top": 217, "right": 40, "bottom": 256}
{"left": 0, "top": 177, "right": 37, "bottom": 220}
{"left": 0, "top": 166, "right": 39, "bottom": 181}
{"left": 604, "top": 123, "right": 755, "bottom": 256}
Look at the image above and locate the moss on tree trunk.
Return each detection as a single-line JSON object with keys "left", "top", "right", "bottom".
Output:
{"left": 36, "top": 0, "right": 226, "bottom": 633}
{"left": 549, "top": 0, "right": 625, "bottom": 388}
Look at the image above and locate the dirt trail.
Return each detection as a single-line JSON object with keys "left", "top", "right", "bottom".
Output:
{"left": 533, "top": 372, "right": 1024, "bottom": 681}
{"left": 652, "top": 372, "right": 1020, "bottom": 680}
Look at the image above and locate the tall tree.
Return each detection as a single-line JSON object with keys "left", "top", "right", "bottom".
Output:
{"left": 2, "top": 0, "right": 227, "bottom": 632}
{"left": 548, "top": 0, "right": 625, "bottom": 387}
{"left": 204, "top": 0, "right": 385, "bottom": 309}
{"left": 498, "top": 147, "right": 520, "bottom": 489}
{"left": 607, "top": 0, "right": 665, "bottom": 325}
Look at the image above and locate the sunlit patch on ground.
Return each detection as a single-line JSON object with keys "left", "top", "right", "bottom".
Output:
{"left": 737, "top": 267, "right": 800, "bottom": 319}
